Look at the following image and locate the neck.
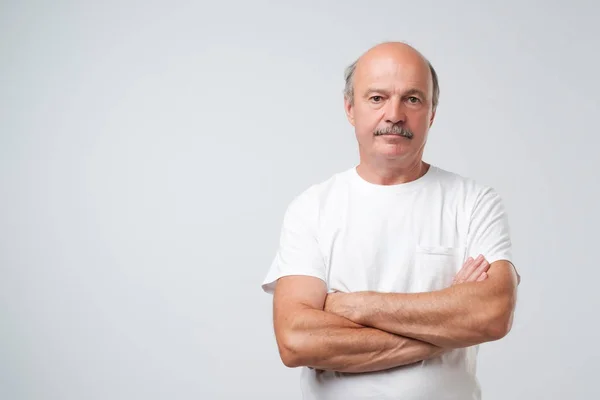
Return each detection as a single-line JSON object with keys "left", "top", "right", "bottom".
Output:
{"left": 356, "top": 158, "right": 429, "bottom": 186}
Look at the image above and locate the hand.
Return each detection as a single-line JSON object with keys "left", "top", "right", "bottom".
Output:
{"left": 452, "top": 254, "right": 490, "bottom": 285}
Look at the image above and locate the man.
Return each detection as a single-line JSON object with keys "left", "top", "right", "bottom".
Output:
{"left": 261, "top": 42, "right": 520, "bottom": 400}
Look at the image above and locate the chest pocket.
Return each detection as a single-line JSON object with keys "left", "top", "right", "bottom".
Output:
{"left": 413, "top": 245, "right": 465, "bottom": 292}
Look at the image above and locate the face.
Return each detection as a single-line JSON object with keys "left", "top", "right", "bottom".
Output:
{"left": 344, "top": 52, "right": 436, "bottom": 165}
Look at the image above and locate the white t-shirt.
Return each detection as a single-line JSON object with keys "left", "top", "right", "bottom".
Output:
{"left": 262, "top": 164, "right": 514, "bottom": 400}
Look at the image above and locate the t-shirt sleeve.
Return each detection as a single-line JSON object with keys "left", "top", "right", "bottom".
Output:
{"left": 466, "top": 187, "right": 519, "bottom": 278}
{"left": 261, "top": 189, "right": 327, "bottom": 295}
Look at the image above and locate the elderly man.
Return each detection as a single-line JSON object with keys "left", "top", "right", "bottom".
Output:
{"left": 261, "top": 42, "right": 520, "bottom": 400}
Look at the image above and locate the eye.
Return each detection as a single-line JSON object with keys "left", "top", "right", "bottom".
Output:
{"left": 407, "top": 96, "right": 421, "bottom": 104}
{"left": 370, "top": 95, "right": 383, "bottom": 103}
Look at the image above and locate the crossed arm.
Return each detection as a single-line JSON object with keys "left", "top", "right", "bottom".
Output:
{"left": 324, "top": 259, "right": 519, "bottom": 348}
{"left": 273, "top": 275, "right": 445, "bottom": 373}
{"left": 273, "top": 257, "right": 519, "bottom": 373}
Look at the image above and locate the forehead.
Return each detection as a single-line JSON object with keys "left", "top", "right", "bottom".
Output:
{"left": 355, "top": 55, "right": 431, "bottom": 94}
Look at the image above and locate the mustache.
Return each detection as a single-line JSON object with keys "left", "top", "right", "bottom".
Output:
{"left": 374, "top": 125, "right": 414, "bottom": 139}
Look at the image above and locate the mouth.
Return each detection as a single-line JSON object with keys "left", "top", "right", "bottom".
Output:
{"left": 375, "top": 133, "right": 412, "bottom": 139}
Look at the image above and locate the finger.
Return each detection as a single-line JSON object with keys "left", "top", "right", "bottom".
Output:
{"left": 476, "top": 272, "right": 488, "bottom": 281}
{"left": 454, "top": 256, "right": 476, "bottom": 284}
{"left": 456, "top": 255, "right": 484, "bottom": 284}
{"left": 466, "top": 258, "right": 490, "bottom": 282}
{"left": 453, "top": 257, "right": 470, "bottom": 284}
{"left": 461, "top": 256, "right": 485, "bottom": 283}
{"left": 453, "top": 256, "right": 475, "bottom": 283}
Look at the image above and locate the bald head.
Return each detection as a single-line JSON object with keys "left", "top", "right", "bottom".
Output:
{"left": 344, "top": 42, "right": 439, "bottom": 109}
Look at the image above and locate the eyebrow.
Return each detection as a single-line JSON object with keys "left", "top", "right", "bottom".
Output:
{"left": 365, "top": 88, "right": 428, "bottom": 99}
{"left": 403, "top": 88, "right": 427, "bottom": 99}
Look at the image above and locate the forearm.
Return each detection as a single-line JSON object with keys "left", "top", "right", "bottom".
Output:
{"left": 279, "top": 308, "right": 445, "bottom": 373}
{"left": 348, "top": 281, "right": 514, "bottom": 348}
{"left": 362, "top": 285, "right": 509, "bottom": 347}
{"left": 327, "top": 261, "right": 518, "bottom": 349}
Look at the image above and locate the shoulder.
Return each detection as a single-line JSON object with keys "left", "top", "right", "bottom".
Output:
{"left": 430, "top": 165, "right": 509, "bottom": 221}
{"left": 282, "top": 168, "right": 352, "bottom": 221}
{"left": 433, "top": 165, "right": 501, "bottom": 201}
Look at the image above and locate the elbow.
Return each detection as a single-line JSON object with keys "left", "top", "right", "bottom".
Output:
{"left": 279, "top": 347, "right": 302, "bottom": 369}
{"left": 485, "top": 311, "right": 513, "bottom": 341}
{"left": 277, "top": 331, "right": 308, "bottom": 368}
{"left": 483, "top": 297, "right": 515, "bottom": 341}
{"left": 280, "top": 351, "right": 301, "bottom": 368}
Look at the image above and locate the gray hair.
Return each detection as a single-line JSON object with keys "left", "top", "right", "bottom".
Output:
{"left": 343, "top": 58, "right": 440, "bottom": 110}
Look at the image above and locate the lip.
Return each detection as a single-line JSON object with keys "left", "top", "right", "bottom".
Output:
{"left": 376, "top": 134, "right": 411, "bottom": 139}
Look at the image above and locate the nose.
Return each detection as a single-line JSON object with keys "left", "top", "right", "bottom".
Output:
{"left": 384, "top": 97, "right": 406, "bottom": 125}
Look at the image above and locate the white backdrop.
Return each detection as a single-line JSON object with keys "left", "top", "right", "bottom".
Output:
{"left": 1, "top": 1, "right": 599, "bottom": 399}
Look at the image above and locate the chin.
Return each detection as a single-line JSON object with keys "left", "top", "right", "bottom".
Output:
{"left": 376, "top": 143, "right": 409, "bottom": 159}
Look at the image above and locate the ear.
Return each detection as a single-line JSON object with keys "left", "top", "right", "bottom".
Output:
{"left": 428, "top": 107, "right": 436, "bottom": 128}
{"left": 344, "top": 96, "right": 355, "bottom": 126}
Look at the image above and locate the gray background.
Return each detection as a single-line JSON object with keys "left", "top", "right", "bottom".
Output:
{"left": 1, "top": 0, "right": 598, "bottom": 399}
